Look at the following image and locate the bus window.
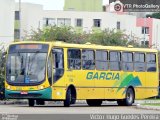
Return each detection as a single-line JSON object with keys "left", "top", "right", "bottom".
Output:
{"left": 52, "top": 48, "right": 64, "bottom": 82}
{"left": 109, "top": 51, "right": 121, "bottom": 71}
{"left": 146, "top": 53, "right": 156, "bottom": 72}
{"left": 82, "top": 50, "right": 95, "bottom": 70}
{"left": 134, "top": 53, "right": 145, "bottom": 72}
{"left": 68, "top": 49, "right": 81, "bottom": 70}
{"left": 122, "top": 52, "right": 133, "bottom": 71}
{"left": 96, "top": 50, "right": 108, "bottom": 70}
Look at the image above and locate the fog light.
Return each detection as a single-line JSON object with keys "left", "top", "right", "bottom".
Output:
{"left": 57, "top": 92, "right": 61, "bottom": 96}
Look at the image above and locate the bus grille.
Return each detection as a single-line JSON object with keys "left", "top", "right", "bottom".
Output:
{"left": 8, "top": 93, "right": 42, "bottom": 98}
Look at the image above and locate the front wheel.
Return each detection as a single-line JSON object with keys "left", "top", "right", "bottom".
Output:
{"left": 36, "top": 100, "right": 45, "bottom": 105}
{"left": 28, "top": 99, "right": 35, "bottom": 107}
{"left": 64, "top": 89, "right": 72, "bottom": 107}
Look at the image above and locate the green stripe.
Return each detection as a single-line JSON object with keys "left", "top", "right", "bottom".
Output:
{"left": 5, "top": 87, "right": 52, "bottom": 99}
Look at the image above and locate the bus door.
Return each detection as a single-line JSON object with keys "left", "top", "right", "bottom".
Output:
{"left": 50, "top": 48, "right": 65, "bottom": 99}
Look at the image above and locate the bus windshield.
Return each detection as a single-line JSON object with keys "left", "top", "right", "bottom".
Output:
{"left": 6, "top": 44, "right": 48, "bottom": 85}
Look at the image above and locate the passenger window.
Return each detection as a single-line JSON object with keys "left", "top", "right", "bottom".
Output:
{"left": 146, "top": 53, "right": 156, "bottom": 72}
{"left": 109, "top": 51, "right": 121, "bottom": 71}
{"left": 68, "top": 49, "right": 81, "bottom": 70}
{"left": 52, "top": 48, "right": 64, "bottom": 82}
{"left": 134, "top": 53, "right": 145, "bottom": 72}
{"left": 122, "top": 52, "right": 133, "bottom": 71}
{"left": 96, "top": 50, "right": 108, "bottom": 70}
{"left": 82, "top": 50, "right": 95, "bottom": 70}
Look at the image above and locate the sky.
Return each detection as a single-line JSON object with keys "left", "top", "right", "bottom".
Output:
{"left": 15, "top": 0, "right": 109, "bottom": 10}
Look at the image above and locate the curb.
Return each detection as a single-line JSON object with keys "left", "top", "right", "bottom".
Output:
{"left": 136, "top": 104, "right": 160, "bottom": 111}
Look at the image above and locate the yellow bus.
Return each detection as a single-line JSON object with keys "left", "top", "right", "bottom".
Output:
{"left": 5, "top": 41, "right": 159, "bottom": 107}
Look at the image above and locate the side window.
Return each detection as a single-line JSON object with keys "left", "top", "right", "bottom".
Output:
{"left": 134, "top": 53, "right": 145, "bottom": 72}
{"left": 146, "top": 53, "right": 156, "bottom": 72}
{"left": 109, "top": 51, "right": 121, "bottom": 71}
{"left": 68, "top": 49, "right": 81, "bottom": 70}
{"left": 122, "top": 52, "right": 133, "bottom": 71}
{"left": 96, "top": 50, "right": 108, "bottom": 70}
{"left": 82, "top": 50, "right": 95, "bottom": 70}
{"left": 52, "top": 48, "right": 64, "bottom": 82}
{"left": 48, "top": 53, "right": 52, "bottom": 85}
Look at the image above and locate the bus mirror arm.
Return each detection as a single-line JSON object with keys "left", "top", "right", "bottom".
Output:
{"left": 1, "top": 52, "right": 7, "bottom": 59}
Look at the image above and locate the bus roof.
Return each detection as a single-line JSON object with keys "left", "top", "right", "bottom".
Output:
{"left": 9, "top": 41, "right": 158, "bottom": 53}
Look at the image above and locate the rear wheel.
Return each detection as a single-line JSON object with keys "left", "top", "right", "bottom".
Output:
{"left": 86, "top": 100, "right": 102, "bottom": 106}
{"left": 117, "top": 88, "right": 135, "bottom": 106}
{"left": 28, "top": 99, "right": 35, "bottom": 107}
{"left": 124, "top": 88, "right": 135, "bottom": 106}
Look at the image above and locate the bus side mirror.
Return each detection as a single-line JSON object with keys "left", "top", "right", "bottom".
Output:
{"left": 0, "top": 51, "right": 7, "bottom": 67}
{"left": 1, "top": 52, "right": 7, "bottom": 59}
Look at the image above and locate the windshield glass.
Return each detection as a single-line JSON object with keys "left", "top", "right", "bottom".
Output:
{"left": 6, "top": 52, "right": 47, "bottom": 84}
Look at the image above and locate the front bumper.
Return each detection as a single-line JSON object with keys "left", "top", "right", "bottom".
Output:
{"left": 5, "top": 87, "right": 52, "bottom": 99}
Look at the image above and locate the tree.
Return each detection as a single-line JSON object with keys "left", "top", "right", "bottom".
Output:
{"left": 146, "top": 12, "right": 160, "bottom": 19}
{"left": 0, "top": 43, "right": 5, "bottom": 100}
{"left": 24, "top": 26, "right": 141, "bottom": 47}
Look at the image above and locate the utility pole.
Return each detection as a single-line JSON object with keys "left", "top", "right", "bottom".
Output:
{"left": 19, "top": 0, "right": 21, "bottom": 41}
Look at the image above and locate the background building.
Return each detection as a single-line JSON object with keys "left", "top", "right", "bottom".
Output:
{"left": 15, "top": 3, "right": 43, "bottom": 40}
{"left": 1, "top": 0, "right": 160, "bottom": 50}
{"left": 137, "top": 18, "right": 160, "bottom": 49}
{"left": 64, "top": 0, "right": 103, "bottom": 12}
{"left": 0, "top": 0, "right": 15, "bottom": 45}
{"left": 43, "top": 10, "right": 141, "bottom": 40}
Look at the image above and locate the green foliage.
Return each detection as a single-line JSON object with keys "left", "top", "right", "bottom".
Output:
{"left": 146, "top": 12, "right": 160, "bottom": 19}
{"left": 86, "top": 29, "right": 128, "bottom": 46}
{"left": 24, "top": 26, "right": 141, "bottom": 47}
{"left": 25, "top": 26, "right": 75, "bottom": 42}
{"left": 0, "top": 45, "right": 5, "bottom": 100}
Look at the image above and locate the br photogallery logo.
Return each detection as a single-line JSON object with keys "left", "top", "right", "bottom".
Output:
{"left": 114, "top": 3, "right": 122, "bottom": 11}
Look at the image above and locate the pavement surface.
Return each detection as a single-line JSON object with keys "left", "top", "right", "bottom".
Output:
{"left": 0, "top": 102, "right": 160, "bottom": 114}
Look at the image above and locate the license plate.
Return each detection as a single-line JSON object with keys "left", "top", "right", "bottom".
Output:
{"left": 20, "top": 91, "right": 28, "bottom": 95}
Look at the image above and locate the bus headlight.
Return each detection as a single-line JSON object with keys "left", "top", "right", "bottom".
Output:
{"left": 38, "top": 85, "right": 44, "bottom": 90}
{"left": 7, "top": 85, "right": 11, "bottom": 89}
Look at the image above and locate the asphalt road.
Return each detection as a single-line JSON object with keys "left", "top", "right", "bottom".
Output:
{"left": 0, "top": 103, "right": 160, "bottom": 114}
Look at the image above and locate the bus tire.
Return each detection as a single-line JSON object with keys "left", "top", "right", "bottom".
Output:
{"left": 124, "top": 87, "right": 135, "bottom": 106}
{"left": 86, "top": 100, "right": 102, "bottom": 106}
{"left": 28, "top": 99, "right": 35, "bottom": 107}
{"left": 64, "top": 88, "right": 72, "bottom": 107}
{"left": 36, "top": 100, "right": 45, "bottom": 105}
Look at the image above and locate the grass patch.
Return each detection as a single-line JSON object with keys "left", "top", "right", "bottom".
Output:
{"left": 143, "top": 103, "right": 160, "bottom": 106}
